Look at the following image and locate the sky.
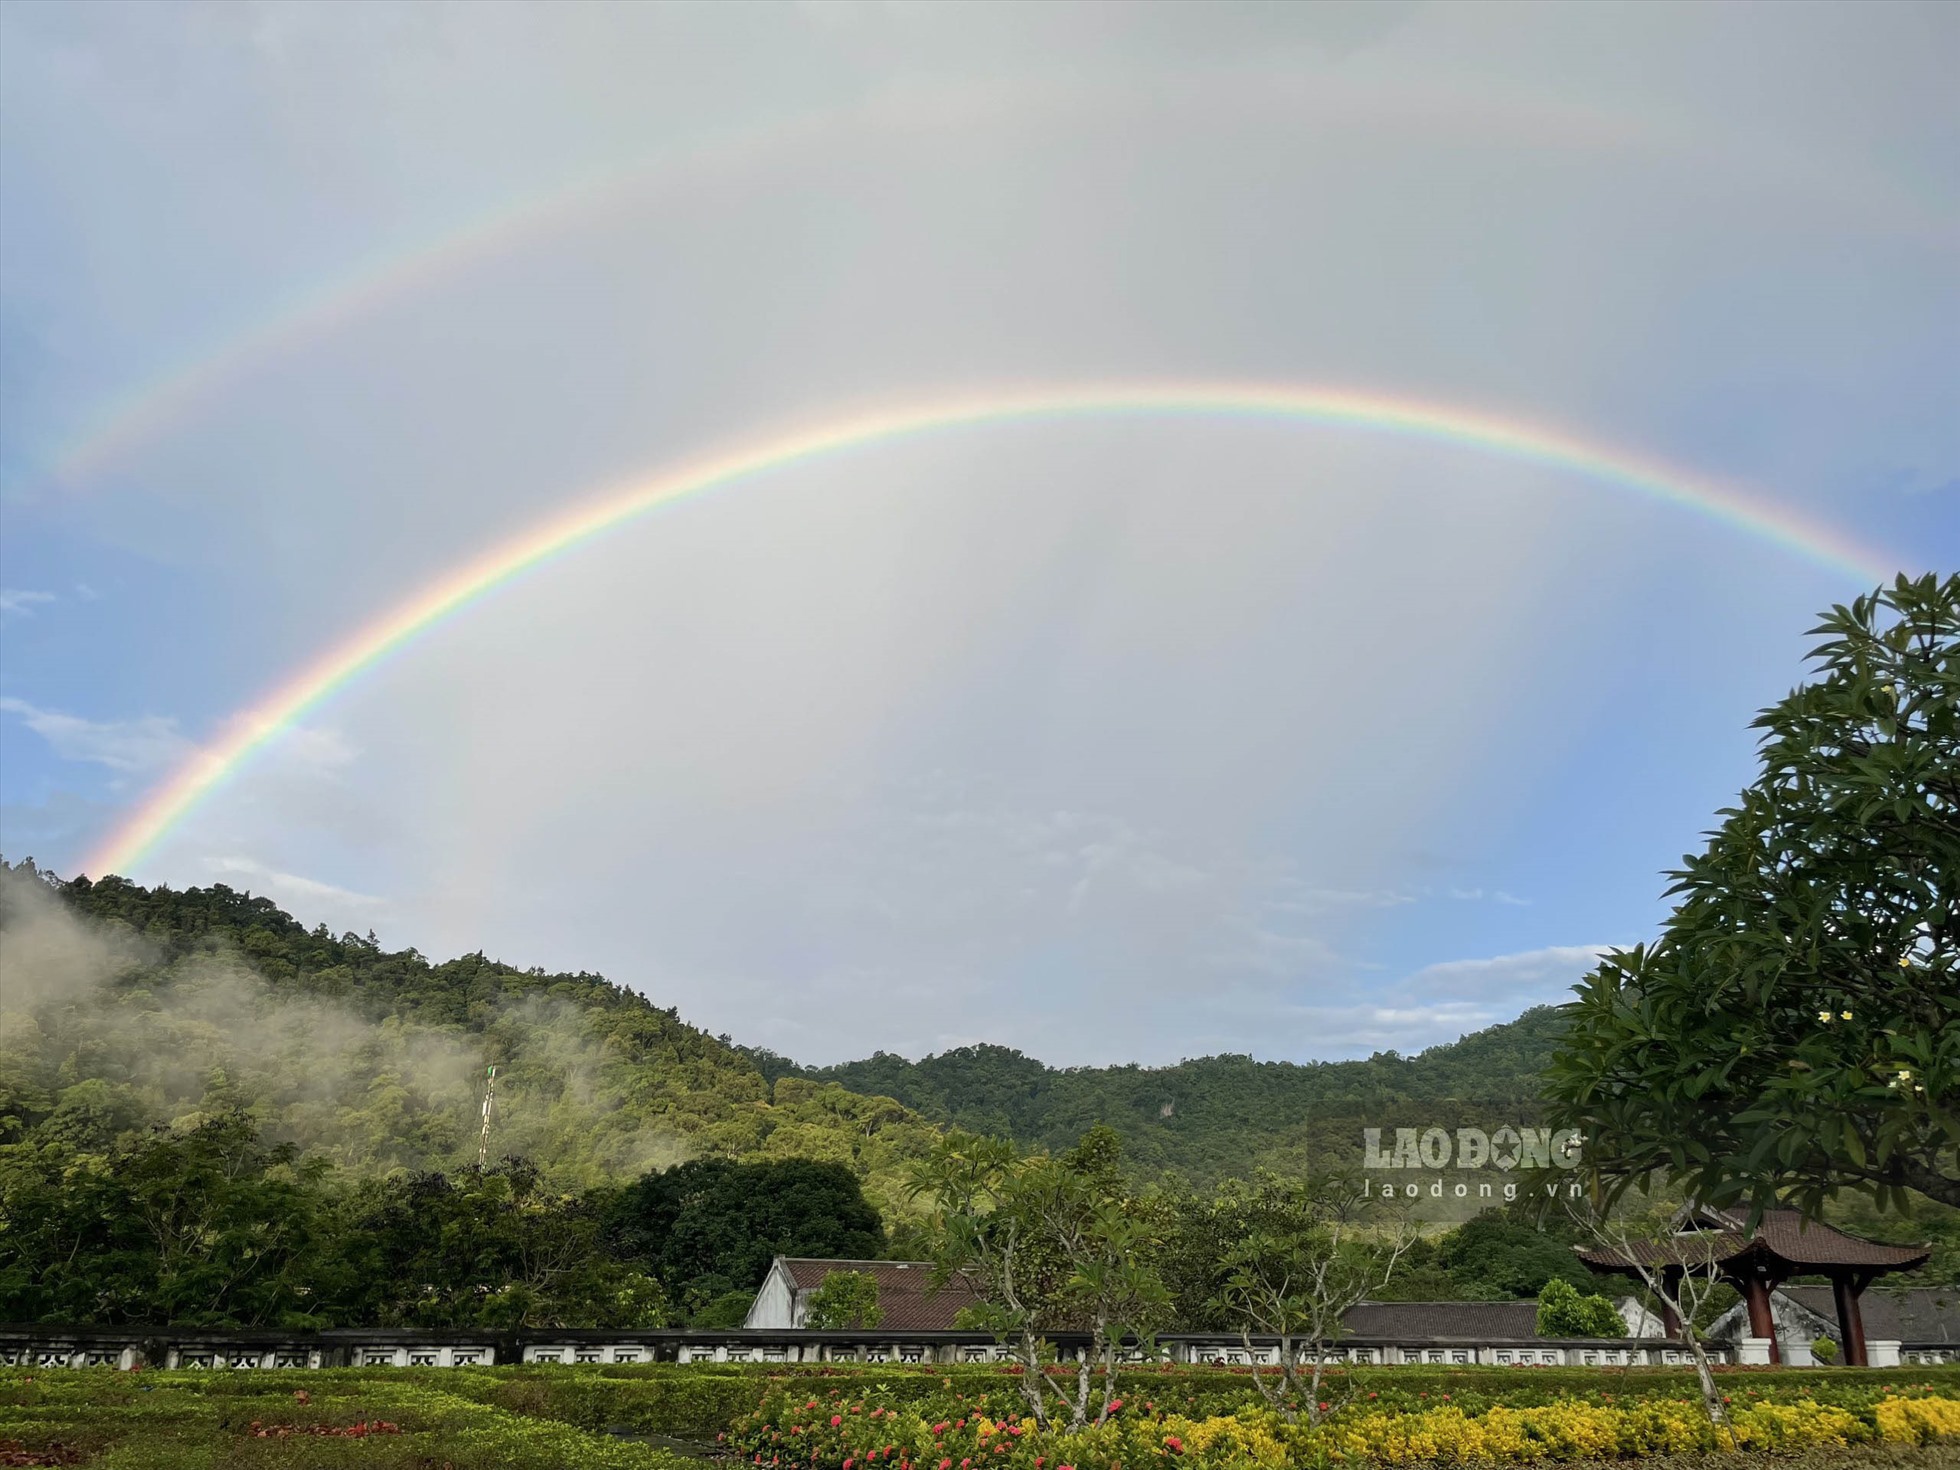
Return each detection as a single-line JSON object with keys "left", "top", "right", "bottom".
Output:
{"left": 1, "top": 0, "right": 1954, "bottom": 1067}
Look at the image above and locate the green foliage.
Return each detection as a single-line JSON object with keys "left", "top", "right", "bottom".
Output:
{"left": 0, "top": 1368, "right": 695, "bottom": 1469}
{"left": 0, "top": 1112, "right": 337, "bottom": 1327}
{"left": 605, "top": 1156, "right": 882, "bottom": 1315}
{"left": 804, "top": 1268, "right": 884, "bottom": 1328}
{"left": 1813, "top": 1335, "right": 1840, "bottom": 1362}
{"left": 909, "top": 1125, "right": 1172, "bottom": 1427}
{"left": 793, "top": 1013, "right": 1572, "bottom": 1185}
{"left": 334, "top": 1160, "right": 669, "bottom": 1330}
{"left": 0, "top": 1115, "right": 666, "bottom": 1329}
{"left": 1534, "top": 1276, "right": 1627, "bottom": 1337}
{"left": 1438, "top": 1212, "right": 1597, "bottom": 1300}
{"left": 691, "top": 1289, "right": 758, "bottom": 1329}
{"left": 7, "top": 1363, "right": 1960, "bottom": 1470}
{"left": 1548, "top": 574, "right": 1960, "bottom": 1216}
{"left": 0, "top": 862, "right": 941, "bottom": 1210}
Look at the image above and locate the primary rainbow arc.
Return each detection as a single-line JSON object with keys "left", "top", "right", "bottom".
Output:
{"left": 81, "top": 381, "right": 1897, "bottom": 879}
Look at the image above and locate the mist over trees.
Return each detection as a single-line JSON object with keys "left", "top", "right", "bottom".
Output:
{"left": 0, "top": 861, "right": 939, "bottom": 1205}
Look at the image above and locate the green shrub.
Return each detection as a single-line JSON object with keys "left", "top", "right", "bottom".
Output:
{"left": 1535, "top": 1276, "right": 1627, "bottom": 1337}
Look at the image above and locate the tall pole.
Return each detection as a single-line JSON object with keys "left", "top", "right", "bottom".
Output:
{"left": 477, "top": 1064, "right": 498, "bottom": 1168}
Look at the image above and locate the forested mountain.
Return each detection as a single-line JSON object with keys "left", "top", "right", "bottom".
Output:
{"left": 0, "top": 861, "right": 938, "bottom": 1210}
{"left": 747, "top": 1009, "right": 1569, "bottom": 1184}
{"left": 6, "top": 858, "right": 1566, "bottom": 1199}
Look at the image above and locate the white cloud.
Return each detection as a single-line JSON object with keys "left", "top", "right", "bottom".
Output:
{"left": 0, "top": 697, "right": 189, "bottom": 773}
{"left": 0, "top": 589, "right": 56, "bottom": 617}
{"left": 204, "top": 855, "right": 385, "bottom": 932}
{"left": 1448, "top": 887, "right": 1532, "bottom": 907}
{"left": 1398, "top": 944, "right": 1614, "bottom": 1002}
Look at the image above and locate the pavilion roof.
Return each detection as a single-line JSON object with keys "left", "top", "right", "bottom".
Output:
{"left": 1575, "top": 1208, "right": 1929, "bottom": 1277}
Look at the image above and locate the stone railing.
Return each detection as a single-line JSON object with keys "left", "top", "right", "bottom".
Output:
{"left": 0, "top": 1325, "right": 1740, "bottom": 1371}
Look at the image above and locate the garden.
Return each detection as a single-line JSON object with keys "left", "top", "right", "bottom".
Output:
{"left": 3, "top": 1363, "right": 1958, "bottom": 1470}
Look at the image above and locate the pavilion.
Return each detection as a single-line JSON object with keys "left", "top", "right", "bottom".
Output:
{"left": 1576, "top": 1207, "right": 1930, "bottom": 1366}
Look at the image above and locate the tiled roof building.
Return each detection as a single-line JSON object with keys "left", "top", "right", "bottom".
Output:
{"left": 1576, "top": 1207, "right": 1931, "bottom": 1367}
{"left": 744, "top": 1258, "right": 981, "bottom": 1331}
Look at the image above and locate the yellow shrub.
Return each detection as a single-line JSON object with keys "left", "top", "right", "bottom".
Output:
{"left": 1313, "top": 1396, "right": 1960, "bottom": 1464}
{"left": 1154, "top": 1411, "right": 1288, "bottom": 1469}
{"left": 1876, "top": 1396, "right": 1960, "bottom": 1445}
{"left": 1726, "top": 1400, "right": 1862, "bottom": 1450}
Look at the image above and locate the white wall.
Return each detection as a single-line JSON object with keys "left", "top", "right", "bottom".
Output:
{"left": 744, "top": 1260, "right": 800, "bottom": 1329}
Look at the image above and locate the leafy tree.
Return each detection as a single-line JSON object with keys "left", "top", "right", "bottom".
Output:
{"left": 334, "top": 1160, "right": 667, "bottom": 1330}
{"left": 910, "top": 1126, "right": 1170, "bottom": 1431}
{"left": 1568, "top": 1201, "right": 1741, "bottom": 1440}
{"left": 691, "top": 1289, "right": 757, "bottom": 1329}
{"left": 1206, "top": 1174, "right": 1413, "bottom": 1426}
{"left": 607, "top": 1157, "right": 882, "bottom": 1312}
{"left": 0, "top": 1114, "right": 334, "bottom": 1327}
{"left": 804, "top": 1269, "right": 883, "bottom": 1328}
{"left": 1438, "top": 1212, "right": 1595, "bottom": 1300}
{"left": 1548, "top": 575, "right": 1959, "bottom": 1214}
{"left": 1533, "top": 1276, "right": 1625, "bottom": 1338}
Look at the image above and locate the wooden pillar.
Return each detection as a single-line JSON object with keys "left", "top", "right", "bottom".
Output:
{"left": 1660, "top": 1268, "right": 1682, "bottom": 1339}
{"left": 1742, "top": 1275, "right": 1781, "bottom": 1364}
{"left": 1833, "top": 1273, "right": 1869, "bottom": 1368}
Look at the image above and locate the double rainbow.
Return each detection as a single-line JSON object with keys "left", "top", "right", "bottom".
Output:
{"left": 81, "top": 382, "right": 1898, "bottom": 879}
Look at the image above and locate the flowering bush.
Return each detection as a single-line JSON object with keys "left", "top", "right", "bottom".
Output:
{"left": 723, "top": 1378, "right": 1960, "bottom": 1467}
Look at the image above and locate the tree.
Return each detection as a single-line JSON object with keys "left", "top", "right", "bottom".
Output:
{"left": 1533, "top": 1276, "right": 1625, "bottom": 1338}
{"left": 0, "top": 1113, "right": 337, "bottom": 1327}
{"left": 1207, "top": 1173, "right": 1412, "bottom": 1426}
{"left": 1548, "top": 574, "right": 1959, "bottom": 1215}
{"left": 1436, "top": 1212, "right": 1595, "bottom": 1300}
{"left": 607, "top": 1157, "right": 883, "bottom": 1312}
{"left": 1567, "top": 1202, "right": 1739, "bottom": 1441}
{"left": 804, "top": 1269, "right": 883, "bottom": 1329}
{"left": 910, "top": 1126, "right": 1170, "bottom": 1431}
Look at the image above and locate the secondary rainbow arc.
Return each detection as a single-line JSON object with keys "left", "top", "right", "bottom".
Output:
{"left": 80, "top": 382, "right": 1899, "bottom": 879}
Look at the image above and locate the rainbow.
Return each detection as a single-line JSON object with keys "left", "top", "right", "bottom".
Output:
{"left": 80, "top": 382, "right": 1899, "bottom": 879}
{"left": 47, "top": 69, "right": 1828, "bottom": 492}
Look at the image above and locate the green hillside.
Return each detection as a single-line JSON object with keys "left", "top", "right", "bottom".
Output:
{"left": 4, "top": 859, "right": 1570, "bottom": 1200}
{"left": 749, "top": 1010, "right": 1570, "bottom": 1184}
{"left": 0, "top": 861, "right": 938, "bottom": 1210}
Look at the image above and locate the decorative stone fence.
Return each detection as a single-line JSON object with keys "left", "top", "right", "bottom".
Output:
{"left": 0, "top": 1325, "right": 1736, "bottom": 1371}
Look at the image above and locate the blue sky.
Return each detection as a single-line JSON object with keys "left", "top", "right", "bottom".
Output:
{"left": 2, "top": 1, "right": 1954, "bottom": 1065}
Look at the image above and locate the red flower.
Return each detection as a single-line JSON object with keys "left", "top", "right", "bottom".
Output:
{"left": 833, "top": 1416, "right": 845, "bottom": 1427}
{"left": 1318, "top": 1403, "right": 1329, "bottom": 1413}
{"left": 1163, "top": 1437, "right": 1183, "bottom": 1455}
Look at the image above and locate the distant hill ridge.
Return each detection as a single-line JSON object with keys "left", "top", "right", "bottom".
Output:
{"left": 745, "top": 1009, "right": 1570, "bottom": 1184}
{"left": 2, "top": 860, "right": 1567, "bottom": 1195}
